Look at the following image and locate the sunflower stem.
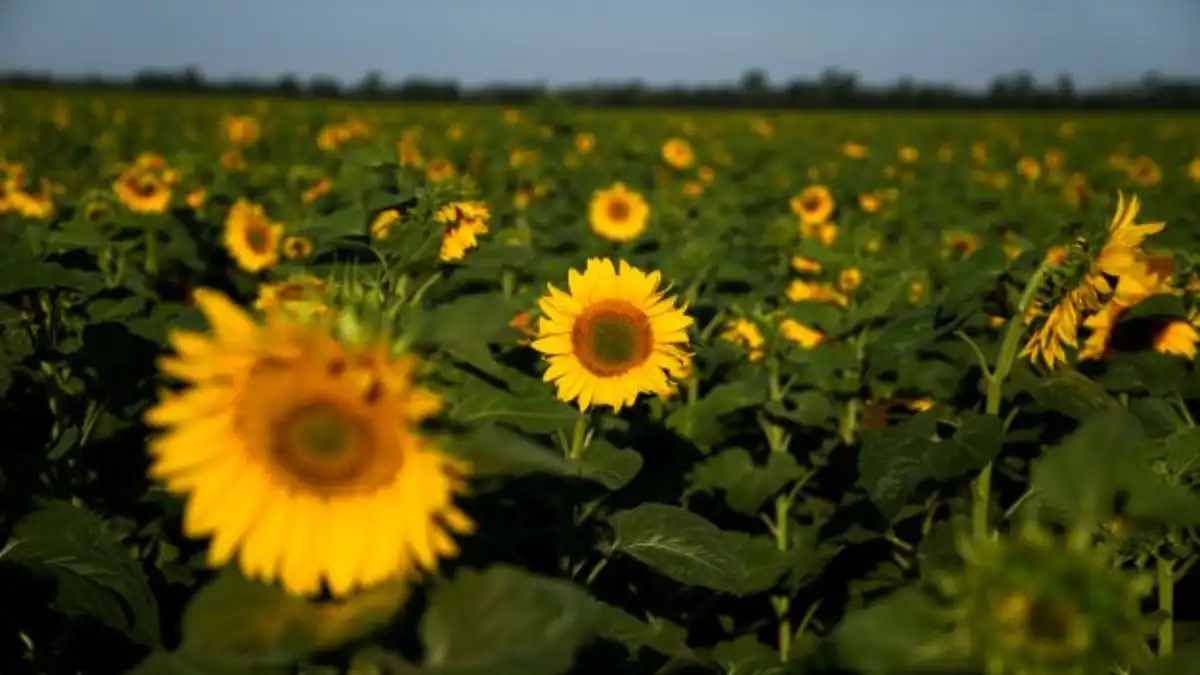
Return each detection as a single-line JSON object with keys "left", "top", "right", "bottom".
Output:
{"left": 1157, "top": 554, "right": 1175, "bottom": 656}
{"left": 409, "top": 271, "right": 443, "bottom": 306}
{"left": 566, "top": 415, "right": 590, "bottom": 461}
{"left": 974, "top": 259, "right": 1052, "bottom": 541}
{"left": 143, "top": 227, "right": 158, "bottom": 275}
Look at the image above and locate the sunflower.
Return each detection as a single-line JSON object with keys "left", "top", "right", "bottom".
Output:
{"left": 531, "top": 259, "right": 693, "bottom": 411}
{"left": 588, "top": 183, "right": 650, "bottom": 242}
{"left": 432, "top": 201, "right": 490, "bottom": 262}
{"left": 790, "top": 185, "right": 835, "bottom": 230}
{"left": 780, "top": 319, "right": 823, "bottom": 349}
{"left": 1154, "top": 321, "right": 1200, "bottom": 360}
{"left": 282, "top": 236, "right": 314, "bottom": 260}
{"left": 143, "top": 289, "right": 473, "bottom": 597}
{"left": 661, "top": 138, "right": 694, "bottom": 170}
{"left": 1189, "top": 157, "right": 1200, "bottom": 183}
{"left": 942, "top": 231, "right": 981, "bottom": 259}
{"left": 113, "top": 168, "right": 172, "bottom": 214}
{"left": 254, "top": 275, "right": 329, "bottom": 319}
{"left": 785, "top": 280, "right": 848, "bottom": 307}
{"left": 574, "top": 133, "right": 595, "bottom": 154}
{"left": 371, "top": 209, "right": 401, "bottom": 240}
{"left": 424, "top": 159, "right": 456, "bottom": 183}
{"left": 721, "top": 319, "right": 765, "bottom": 362}
{"left": 222, "top": 114, "right": 261, "bottom": 145}
{"left": 224, "top": 199, "right": 284, "bottom": 273}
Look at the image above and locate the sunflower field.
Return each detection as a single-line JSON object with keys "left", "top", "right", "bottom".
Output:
{"left": 3, "top": 89, "right": 1200, "bottom": 675}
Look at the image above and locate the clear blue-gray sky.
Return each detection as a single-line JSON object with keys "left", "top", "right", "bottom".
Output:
{"left": 1, "top": 0, "right": 1197, "bottom": 90}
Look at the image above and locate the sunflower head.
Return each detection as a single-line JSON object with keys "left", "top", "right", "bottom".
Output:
{"left": 936, "top": 522, "right": 1152, "bottom": 675}
{"left": 531, "top": 258, "right": 693, "bottom": 411}
{"left": 144, "top": 289, "right": 473, "bottom": 597}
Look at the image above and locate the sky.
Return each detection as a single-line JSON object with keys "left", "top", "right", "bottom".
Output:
{"left": 0, "top": 0, "right": 1198, "bottom": 91}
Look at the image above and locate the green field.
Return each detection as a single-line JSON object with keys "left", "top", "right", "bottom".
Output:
{"left": 3, "top": 88, "right": 1200, "bottom": 675}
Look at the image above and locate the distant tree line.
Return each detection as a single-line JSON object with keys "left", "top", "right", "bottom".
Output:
{"left": 2, "top": 67, "right": 1199, "bottom": 110}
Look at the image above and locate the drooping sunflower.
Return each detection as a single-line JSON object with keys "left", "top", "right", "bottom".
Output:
{"left": 1021, "top": 192, "right": 1170, "bottom": 369}
{"left": 531, "top": 259, "right": 693, "bottom": 411}
{"left": 223, "top": 199, "right": 284, "bottom": 273}
{"left": 143, "top": 289, "right": 473, "bottom": 597}
{"left": 588, "top": 183, "right": 650, "bottom": 243}
{"left": 432, "top": 200, "right": 490, "bottom": 262}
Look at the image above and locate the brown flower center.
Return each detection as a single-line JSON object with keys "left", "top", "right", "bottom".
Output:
{"left": 606, "top": 197, "right": 632, "bottom": 223}
{"left": 571, "top": 300, "right": 653, "bottom": 377}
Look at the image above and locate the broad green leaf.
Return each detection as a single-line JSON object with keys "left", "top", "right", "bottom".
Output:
{"left": 445, "top": 424, "right": 572, "bottom": 478}
{"left": 570, "top": 439, "right": 643, "bottom": 490}
{"left": 831, "top": 586, "right": 956, "bottom": 675}
{"left": 447, "top": 374, "right": 579, "bottom": 435}
{"left": 665, "top": 379, "right": 767, "bottom": 449}
{"left": 1099, "top": 352, "right": 1186, "bottom": 397}
{"left": 587, "top": 600, "right": 692, "bottom": 660}
{"left": 420, "top": 292, "right": 521, "bottom": 347}
{"left": 296, "top": 205, "right": 367, "bottom": 240}
{"left": 1151, "top": 426, "right": 1200, "bottom": 481}
{"left": 180, "top": 568, "right": 409, "bottom": 665}
{"left": 857, "top": 411, "right": 1002, "bottom": 520}
{"left": 4, "top": 501, "right": 160, "bottom": 647}
{"left": 1009, "top": 365, "right": 1120, "bottom": 419}
{"left": 0, "top": 242, "right": 103, "bottom": 294}
{"left": 608, "top": 503, "right": 743, "bottom": 594}
{"left": 420, "top": 564, "right": 598, "bottom": 675}
{"left": 711, "top": 635, "right": 790, "bottom": 675}
{"left": 1031, "top": 410, "right": 1200, "bottom": 528}
{"left": 687, "top": 448, "right": 804, "bottom": 514}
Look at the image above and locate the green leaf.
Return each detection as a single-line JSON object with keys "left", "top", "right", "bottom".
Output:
{"left": 1099, "top": 352, "right": 1186, "bottom": 397}
{"left": 858, "top": 411, "right": 1002, "bottom": 520}
{"left": 687, "top": 448, "right": 804, "bottom": 514}
{"left": 448, "top": 374, "right": 579, "bottom": 435}
{"left": 179, "top": 568, "right": 409, "bottom": 665}
{"left": 608, "top": 503, "right": 744, "bottom": 594}
{"left": 665, "top": 379, "right": 767, "bottom": 449}
{"left": 1138, "top": 644, "right": 1200, "bottom": 675}
{"left": 0, "top": 243, "right": 102, "bottom": 294}
{"left": 831, "top": 586, "right": 955, "bottom": 675}
{"left": 1009, "top": 364, "right": 1119, "bottom": 419}
{"left": 1031, "top": 410, "right": 1200, "bottom": 528}
{"left": 1151, "top": 426, "right": 1200, "bottom": 481}
{"left": 445, "top": 424, "right": 572, "bottom": 478}
{"left": 420, "top": 565, "right": 598, "bottom": 675}
{"left": 587, "top": 600, "right": 692, "bottom": 660}
{"left": 4, "top": 501, "right": 160, "bottom": 647}
{"left": 570, "top": 439, "right": 643, "bottom": 490}
{"left": 296, "top": 205, "right": 367, "bottom": 240}
{"left": 711, "top": 635, "right": 791, "bottom": 675}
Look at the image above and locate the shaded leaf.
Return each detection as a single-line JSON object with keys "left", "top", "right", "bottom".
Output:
{"left": 687, "top": 448, "right": 804, "bottom": 514}
{"left": 5, "top": 501, "right": 160, "bottom": 647}
{"left": 420, "top": 564, "right": 597, "bottom": 675}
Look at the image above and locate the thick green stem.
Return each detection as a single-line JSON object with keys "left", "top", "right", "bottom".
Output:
{"left": 1158, "top": 555, "right": 1174, "bottom": 656}
{"left": 567, "top": 415, "right": 589, "bottom": 461}
{"left": 974, "top": 260, "right": 1052, "bottom": 540}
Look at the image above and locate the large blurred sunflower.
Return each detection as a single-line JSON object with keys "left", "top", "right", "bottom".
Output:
{"left": 143, "top": 289, "right": 473, "bottom": 597}
{"left": 588, "top": 183, "right": 649, "bottom": 242}
{"left": 531, "top": 259, "right": 693, "bottom": 411}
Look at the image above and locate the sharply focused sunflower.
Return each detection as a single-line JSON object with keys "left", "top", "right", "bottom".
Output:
{"left": 432, "top": 200, "right": 490, "bottom": 262}
{"left": 224, "top": 199, "right": 284, "bottom": 273}
{"left": 143, "top": 289, "right": 474, "bottom": 597}
{"left": 588, "top": 183, "right": 650, "bottom": 242}
{"left": 531, "top": 259, "right": 693, "bottom": 411}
